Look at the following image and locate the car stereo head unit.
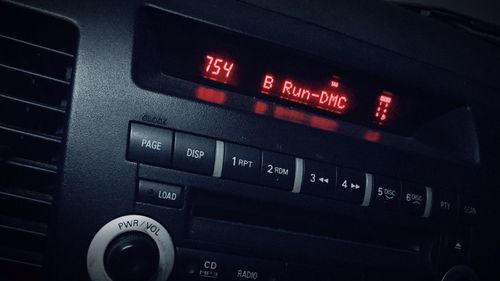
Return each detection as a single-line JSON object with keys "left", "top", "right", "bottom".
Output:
{"left": 79, "top": 4, "right": 482, "bottom": 281}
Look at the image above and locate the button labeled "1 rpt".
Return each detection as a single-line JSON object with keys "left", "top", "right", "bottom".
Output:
{"left": 234, "top": 158, "right": 253, "bottom": 168}
{"left": 222, "top": 143, "right": 261, "bottom": 184}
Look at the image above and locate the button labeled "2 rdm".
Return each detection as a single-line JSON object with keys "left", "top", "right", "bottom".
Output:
{"left": 260, "top": 151, "right": 295, "bottom": 191}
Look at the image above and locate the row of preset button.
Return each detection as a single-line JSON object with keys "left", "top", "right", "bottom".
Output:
{"left": 127, "top": 122, "right": 300, "bottom": 189}
{"left": 127, "top": 122, "right": 478, "bottom": 220}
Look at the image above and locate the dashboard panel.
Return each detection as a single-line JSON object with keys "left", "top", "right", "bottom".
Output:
{"left": 0, "top": 0, "right": 499, "bottom": 281}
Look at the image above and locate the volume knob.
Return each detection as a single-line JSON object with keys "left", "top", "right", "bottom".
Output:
{"left": 441, "top": 265, "right": 478, "bottom": 281}
{"left": 87, "top": 215, "right": 175, "bottom": 281}
{"left": 104, "top": 232, "right": 159, "bottom": 281}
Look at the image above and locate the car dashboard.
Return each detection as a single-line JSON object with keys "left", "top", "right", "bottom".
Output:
{"left": 0, "top": 0, "right": 499, "bottom": 281}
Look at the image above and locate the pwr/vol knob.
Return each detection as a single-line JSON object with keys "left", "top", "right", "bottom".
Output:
{"left": 87, "top": 215, "right": 175, "bottom": 281}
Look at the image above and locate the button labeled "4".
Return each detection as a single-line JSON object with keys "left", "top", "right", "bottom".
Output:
{"left": 334, "top": 168, "right": 366, "bottom": 204}
{"left": 341, "top": 180, "right": 361, "bottom": 190}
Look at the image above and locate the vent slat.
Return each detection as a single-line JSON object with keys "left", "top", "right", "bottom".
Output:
{"left": 0, "top": 189, "right": 53, "bottom": 206}
{"left": 0, "top": 95, "right": 66, "bottom": 137}
{"left": 0, "top": 64, "right": 70, "bottom": 86}
{"left": 0, "top": 93, "right": 66, "bottom": 114}
{"left": 0, "top": 34, "right": 74, "bottom": 59}
{"left": 0, "top": 190, "right": 52, "bottom": 224}
{"left": 0, "top": 3, "right": 78, "bottom": 54}
{"left": 0, "top": 249, "right": 44, "bottom": 281}
{"left": 0, "top": 220, "right": 47, "bottom": 253}
{"left": 0, "top": 125, "right": 61, "bottom": 165}
{"left": 0, "top": 253, "right": 43, "bottom": 268}
{"left": 0, "top": 254, "right": 43, "bottom": 269}
{"left": 0, "top": 215, "right": 48, "bottom": 237}
{"left": 0, "top": 159, "right": 58, "bottom": 197}
{"left": 0, "top": 35, "right": 73, "bottom": 81}
{"left": 0, "top": 124, "right": 62, "bottom": 144}
{"left": 0, "top": 66, "right": 70, "bottom": 108}
{"left": 6, "top": 158, "right": 58, "bottom": 174}
{"left": 0, "top": 3, "right": 77, "bottom": 278}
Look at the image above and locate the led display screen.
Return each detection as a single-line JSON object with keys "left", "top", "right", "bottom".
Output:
{"left": 133, "top": 7, "right": 459, "bottom": 135}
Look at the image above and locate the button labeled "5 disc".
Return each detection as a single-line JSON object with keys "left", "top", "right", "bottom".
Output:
{"left": 371, "top": 177, "right": 401, "bottom": 210}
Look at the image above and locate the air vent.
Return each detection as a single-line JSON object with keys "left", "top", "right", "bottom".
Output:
{"left": 0, "top": 3, "right": 77, "bottom": 280}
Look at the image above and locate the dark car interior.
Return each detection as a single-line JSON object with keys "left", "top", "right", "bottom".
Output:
{"left": 1, "top": 0, "right": 500, "bottom": 280}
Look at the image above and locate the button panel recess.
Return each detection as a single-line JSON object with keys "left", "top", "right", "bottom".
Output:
{"left": 127, "top": 122, "right": 474, "bottom": 220}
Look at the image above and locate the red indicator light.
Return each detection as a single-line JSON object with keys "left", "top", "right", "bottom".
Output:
{"left": 195, "top": 86, "right": 227, "bottom": 105}
{"left": 273, "top": 106, "right": 307, "bottom": 123}
{"left": 253, "top": 101, "right": 269, "bottom": 114}
{"left": 374, "top": 92, "right": 394, "bottom": 124}
{"left": 363, "top": 130, "right": 381, "bottom": 142}
{"left": 203, "top": 54, "right": 235, "bottom": 84}
{"left": 260, "top": 74, "right": 350, "bottom": 115}
{"left": 309, "top": 116, "right": 339, "bottom": 132}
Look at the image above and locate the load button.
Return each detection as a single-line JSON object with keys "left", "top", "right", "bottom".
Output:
{"left": 137, "top": 180, "right": 183, "bottom": 208}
